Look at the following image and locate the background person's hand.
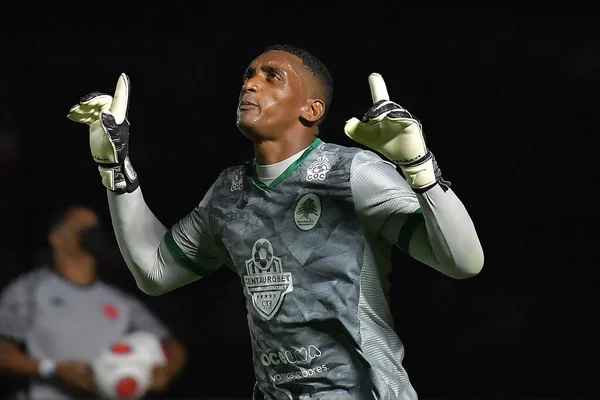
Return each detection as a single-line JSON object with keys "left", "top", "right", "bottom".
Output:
{"left": 148, "top": 364, "right": 171, "bottom": 393}
{"left": 55, "top": 360, "right": 95, "bottom": 393}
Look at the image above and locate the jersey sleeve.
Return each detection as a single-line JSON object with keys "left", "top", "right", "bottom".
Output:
{"left": 0, "top": 272, "right": 40, "bottom": 342}
{"left": 350, "top": 150, "right": 424, "bottom": 251}
{"left": 164, "top": 182, "right": 225, "bottom": 277}
{"left": 124, "top": 295, "right": 171, "bottom": 340}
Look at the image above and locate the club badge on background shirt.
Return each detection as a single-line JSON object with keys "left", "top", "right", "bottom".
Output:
{"left": 104, "top": 303, "right": 120, "bottom": 321}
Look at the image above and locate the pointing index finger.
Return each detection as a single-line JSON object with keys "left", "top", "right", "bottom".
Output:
{"left": 109, "top": 73, "right": 130, "bottom": 123}
{"left": 368, "top": 73, "right": 389, "bottom": 103}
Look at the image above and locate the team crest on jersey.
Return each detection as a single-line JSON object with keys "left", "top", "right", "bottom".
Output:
{"left": 294, "top": 194, "right": 321, "bottom": 231}
{"left": 230, "top": 168, "right": 244, "bottom": 191}
{"left": 306, "top": 156, "right": 331, "bottom": 181}
{"left": 243, "top": 239, "right": 293, "bottom": 320}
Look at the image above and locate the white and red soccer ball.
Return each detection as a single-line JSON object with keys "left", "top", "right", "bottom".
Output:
{"left": 93, "top": 331, "right": 167, "bottom": 399}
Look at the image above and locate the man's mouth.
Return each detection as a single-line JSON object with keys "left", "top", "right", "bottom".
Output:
{"left": 239, "top": 100, "right": 258, "bottom": 110}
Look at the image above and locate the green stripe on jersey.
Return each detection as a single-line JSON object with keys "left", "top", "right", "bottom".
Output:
{"left": 164, "top": 230, "right": 212, "bottom": 277}
{"left": 396, "top": 208, "right": 423, "bottom": 253}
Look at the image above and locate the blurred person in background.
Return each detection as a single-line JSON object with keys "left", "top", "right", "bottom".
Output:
{"left": 0, "top": 206, "right": 187, "bottom": 400}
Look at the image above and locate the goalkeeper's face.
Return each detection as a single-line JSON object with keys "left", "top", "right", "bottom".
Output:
{"left": 236, "top": 50, "right": 317, "bottom": 139}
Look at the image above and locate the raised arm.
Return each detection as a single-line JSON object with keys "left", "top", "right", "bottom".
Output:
{"left": 351, "top": 150, "right": 483, "bottom": 279}
{"left": 107, "top": 189, "right": 201, "bottom": 295}
{"left": 345, "top": 73, "right": 483, "bottom": 278}
{"left": 67, "top": 73, "right": 222, "bottom": 295}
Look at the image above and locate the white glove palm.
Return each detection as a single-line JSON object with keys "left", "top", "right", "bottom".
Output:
{"left": 344, "top": 73, "right": 449, "bottom": 192}
{"left": 67, "top": 74, "right": 138, "bottom": 193}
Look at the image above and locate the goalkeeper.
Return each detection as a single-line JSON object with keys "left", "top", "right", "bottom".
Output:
{"left": 68, "top": 45, "right": 483, "bottom": 400}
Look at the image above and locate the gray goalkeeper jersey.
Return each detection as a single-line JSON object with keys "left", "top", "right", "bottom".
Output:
{"left": 168, "top": 139, "right": 422, "bottom": 400}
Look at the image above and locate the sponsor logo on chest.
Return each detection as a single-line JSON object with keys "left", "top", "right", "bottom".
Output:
{"left": 243, "top": 239, "right": 293, "bottom": 320}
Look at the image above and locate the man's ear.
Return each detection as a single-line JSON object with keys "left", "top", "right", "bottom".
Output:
{"left": 48, "top": 232, "right": 60, "bottom": 249}
{"left": 300, "top": 99, "right": 325, "bottom": 123}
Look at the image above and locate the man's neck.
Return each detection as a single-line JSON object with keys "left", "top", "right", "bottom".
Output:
{"left": 254, "top": 136, "right": 316, "bottom": 165}
{"left": 54, "top": 253, "right": 97, "bottom": 286}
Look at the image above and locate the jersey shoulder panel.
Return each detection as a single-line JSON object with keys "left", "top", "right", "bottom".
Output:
{"left": 2, "top": 267, "right": 53, "bottom": 295}
{"left": 317, "top": 142, "right": 364, "bottom": 169}
{"left": 296, "top": 141, "right": 363, "bottom": 188}
{"left": 210, "top": 162, "right": 252, "bottom": 195}
{"left": 0, "top": 267, "right": 54, "bottom": 341}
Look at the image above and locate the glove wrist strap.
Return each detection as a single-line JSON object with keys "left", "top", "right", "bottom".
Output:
{"left": 399, "top": 157, "right": 436, "bottom": 191}
{"left": 398, "top": 152, "right": 451, "bottom": 193}
{"left": 98, "top": 157, "right": 138, "bottom": 194}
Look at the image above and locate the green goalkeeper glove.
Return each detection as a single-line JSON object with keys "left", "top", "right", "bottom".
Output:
{"left": 67, "top": 73, "right": 138, "bottom": 194}
{"left": 344, "top": 73, "right": 449, "bottom": 193}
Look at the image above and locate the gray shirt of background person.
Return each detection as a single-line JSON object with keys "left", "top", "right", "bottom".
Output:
{"left": 0, "top": 267, "right": 171, "bottom": 400}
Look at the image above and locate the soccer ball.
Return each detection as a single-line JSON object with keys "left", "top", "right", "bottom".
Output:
{"left": 93, "top": 331, "right": 167, "bottom": 399}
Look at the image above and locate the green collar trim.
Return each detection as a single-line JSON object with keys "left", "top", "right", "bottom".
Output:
{"left": 252, "top": 138, "right": 323, "bottom": 191}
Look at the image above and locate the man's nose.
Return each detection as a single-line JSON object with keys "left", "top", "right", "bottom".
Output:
{"left": 242, "top": 76, "right": 260, "bottom": 93}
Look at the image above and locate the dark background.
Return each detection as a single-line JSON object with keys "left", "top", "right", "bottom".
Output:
{"left": 0, "top": 2, "right": 598, "bottom": 399}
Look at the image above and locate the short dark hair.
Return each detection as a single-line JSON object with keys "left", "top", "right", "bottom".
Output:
{"left": 48, "top": 209, "right": 70, "bottom": 233}
{"left": 47, "top": 205, "right": 89, "bottom": 234}
{"left": 264, "top": 44, "right": 333, "bottom": 119}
